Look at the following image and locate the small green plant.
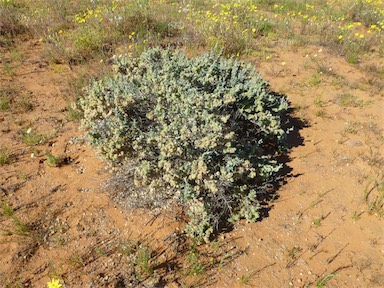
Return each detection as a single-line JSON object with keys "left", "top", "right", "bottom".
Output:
{"left": 2, "top": 62, "right": 16, "bottom": 76}
{"left": 312, "top": 216, "right": 323, "bottom": 227}
{"left": 335, "top": 93, "right": 363, "bottom": 107}
{"left": 1, "top": 215, "right": 30, "bottom": 237}
{"left": 70, "top": 26, "right": 108, "bottom": 62}
{"left": 0, "top": 94, "right": 10, "bottom": 110}
{"left": 0, "top": 202, "right": 33, "bottom": 238}
{"left": 365, "top": 179, "right": 384, "bottom": 217}
{"left": 20, "top": 129, "right": 42, "bottom": 146}
{"left": 316, "top": 273, "right": 336, "bottom": 287}
{"left": 15, "top": 92, "right": 33, "bottom": 112}
{"left": 65, "top": 102, "right": 82, "bottom": 121}
{"left": 119, "top": 240, "right": 136, "bottom": 256}
{"left": 1, "top": 201, "right": 14, "bottom": 216}
{"left": 45, "top": 151, "right": 63, "bottom": 167}
{"left": 315, "top": 110, "right": 328, "bottom": 118}
{"left": 346, "top": 52, "right": 359, "bottom": 64}
{"left": 309, "top": 72, "right": 321, "bottom": 86}
{"left": 12, "top": 216, "right": 30, "bottom": 236}
{"left": 135, "top": 244, "right": 153, "bottom": 277}
{"left": 285, "top": 246, "right": 302, "bottom": 268}
{"left": 68, "top": 254, "right": 84, "bottom": 269}
{"left": 316, "top": 64, "right": 336, "bottom": 77}
{"left": 344, "top": 121, "right": 361, "bottom": 134}
{"left": 314, "top": 95, "right": 326, "bottom": 107}
{"left": 0, "top": 84, "right": 18, "bottom": 110}
{"left": 0, "top": 147, "right": 10, "bottom": 165}
{"left": 352, "top": 211, "right": 363, "bottom": 221}
{"left": 286, "top": 246, "right": 301, "bottom": 259}
{"left": 240, "top": 269, "right": 258, "bottom": 285}
{"left": 119, "top": 240, "right": 155, "bottom": 278}
{"left": 186, "top": 250, "right": 205, "bottom": 276}
{"left": 80, "top": 48, "right": 290, "bottom": 243}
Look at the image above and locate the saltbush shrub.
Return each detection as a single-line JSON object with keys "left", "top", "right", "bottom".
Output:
{"left": 80, "top": 48, "right": 290, "bottom": 243}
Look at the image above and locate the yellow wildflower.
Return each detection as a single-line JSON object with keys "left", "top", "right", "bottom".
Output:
{"left": 47, "top": 279, "right": 62, "bottom": 288}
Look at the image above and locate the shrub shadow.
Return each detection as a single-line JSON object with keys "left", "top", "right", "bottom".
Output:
{"left": 257, "top": 99, "right": 307, "bottom": 220}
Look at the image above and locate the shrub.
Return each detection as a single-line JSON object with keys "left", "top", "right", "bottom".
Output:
{"left": 0, "top": 0, "right": 28, "bottom": 38}
{"left": 80, "top": 48, "right": 290, "bottom": 243}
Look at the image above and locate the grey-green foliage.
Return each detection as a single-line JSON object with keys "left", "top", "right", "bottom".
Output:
{"left": 80, "top": 48, "right": 289, "bottom": 244}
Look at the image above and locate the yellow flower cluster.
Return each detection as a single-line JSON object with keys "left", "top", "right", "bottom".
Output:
{"left": 184, "top": 0, "right": 261, "bottom": 34}
{"left": 75, "top": 8, "right": 103, "bottom": 24}
{"left": 47, "top": 278, "right": 62, "bottom": 288}
{"left": 360, "top": 0, "right": 384, "bottom": 32}
{"left": 0, "top": 0, "right": 13, "bottom": 5}
{"left": 274, "top": 2, "right": 322, "bottom": 22}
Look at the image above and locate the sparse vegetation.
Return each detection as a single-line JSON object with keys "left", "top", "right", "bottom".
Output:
{"left": 0, "top": 0, "right": 29, "bottom": 40}
{"left": 186, "top": 250, "right": 205, "bottom": 276}
{"left": 335, "top": 93, "right": 364, "bottom": 107}
{"left": 1, "top": 212, "right": 30, "bottom": 237}
{"left": 1, "top": 201, "right": 14, "bottom": 216}
{"left": 365, "top": 178, "right": 384, "bottom": 217}
{"left": 0, "top": 93, "right": 10, "bottom": 110}
{"left": 315, "top": 109, "right": 328, "bottom": 118}
{"left": 0, "top": 0, "right": 381, "bottom": 64}
{"left": 0, "top": 147, "right": 10, "bottom": 165}
{"left": 314, "top": 95, "right": 326, "bottom": 107}
{"left": 309, "top": 72, "right": 322, "bottom": 86}
{"left": 285, "top": 246, "right": 302, "bottom": 268}
{"left": 20, "top": 129, "right": 42, "bottom": 146}
{"left": 65, "top": 101, "right": 82, "bottom": 121}
{"left": 0, "top": 85, "right": 17, "bottom": 110}
{"left": 316, "top": 273, "right": 336, "bottom": 287}
{"left": 312, "top": 216, "right": 323, "bottom": 227}
{"left": 134, "top": 244, "right": 154, "bottom": 278}
{"left": 15, "top": 92, "right": 33, "bottom": 112}
{"left": 352, "top": 211, "right": 363, "bottom": 221}
{"left": 240, "top": 269, "right": 258, "bottom": 285}
{"left": 45, "top": 151, "right": 63, "bottom": 167}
